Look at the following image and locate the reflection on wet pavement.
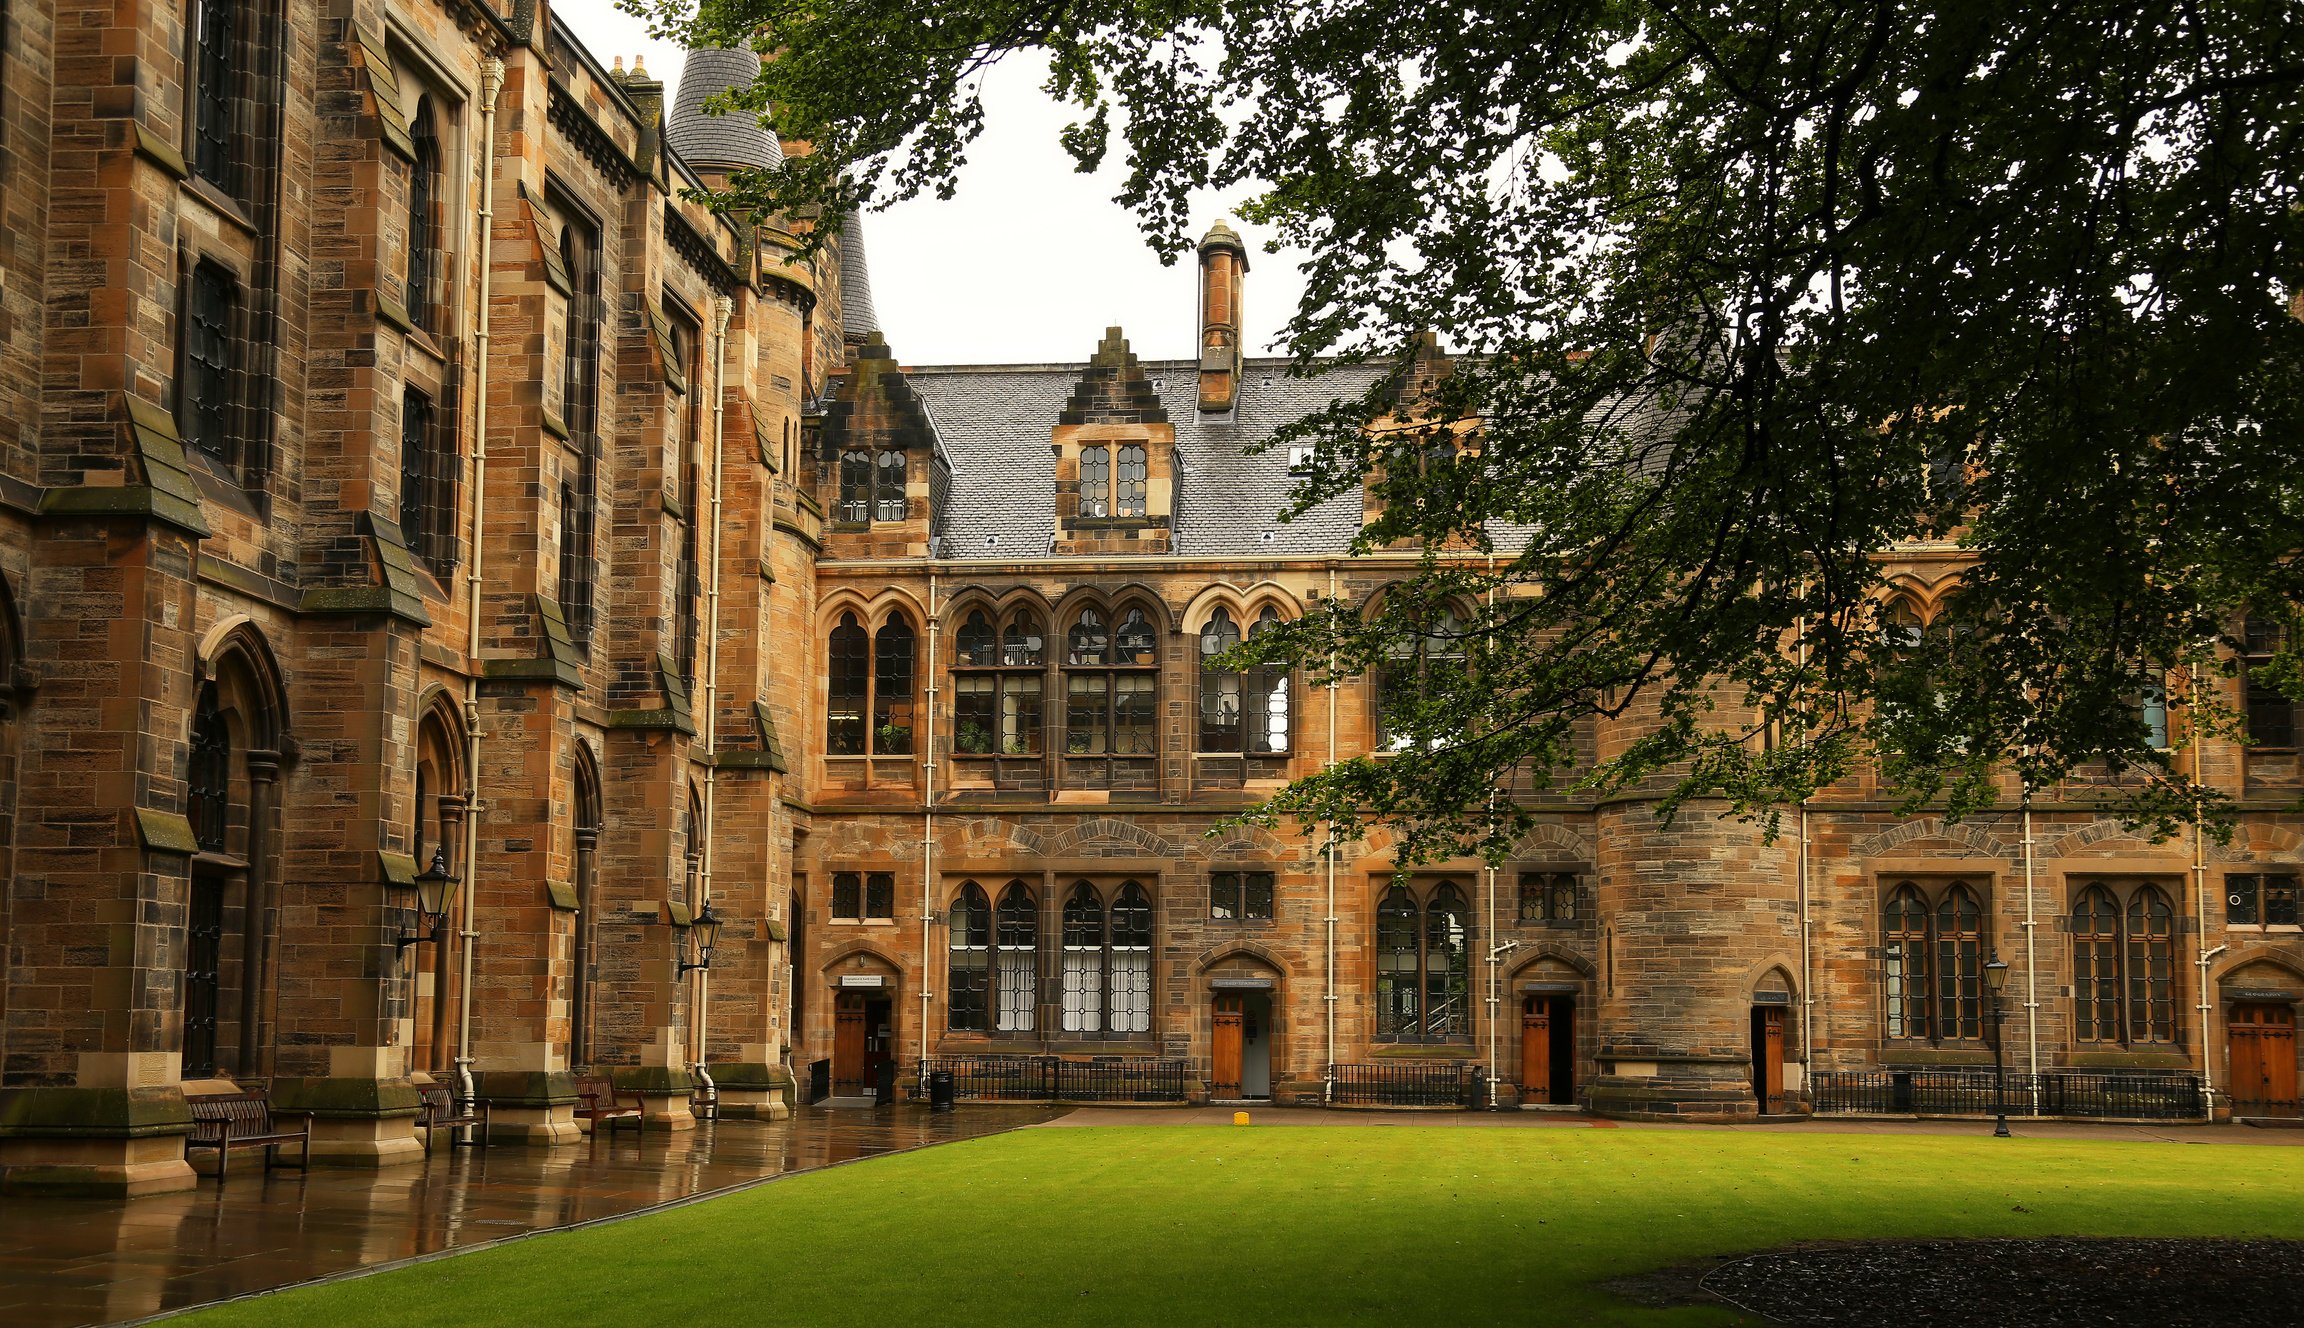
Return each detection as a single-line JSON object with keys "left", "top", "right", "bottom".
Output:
{"left": 0, "top": 1104, "right": 1065, "bottom": 1328}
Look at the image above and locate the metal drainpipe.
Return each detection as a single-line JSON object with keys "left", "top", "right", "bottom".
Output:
{"left": 2022, "top": 790, "right": 2039, "bottom": 1092}
{"left": 1323, "top": 564, "right": 1339, "bottom": 1103}
{"left": 1796, "top": 801, "right": 1811, "bottom": 1097}
{"left": 1483, "top": 569, "right": 1500, "bottom": 1108}
{"left": 2191, "top": 662, "right": 2214, "bottom": 1111}
{"left": 693, "top": 295, "right": 732, "bottom": 1104}
{"left": 454, "top": 56, "right": 505, "bottom": 1123}
{"left": 1485, "top": 791, "right": 1499, "bottom": 1109}
{"left": 921, "top": 567, "right": 939, "bottom": 1074}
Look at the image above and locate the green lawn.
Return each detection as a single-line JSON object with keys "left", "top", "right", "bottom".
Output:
{"left": 181, "top": 1126, "right": 2304, "bottom": 1327}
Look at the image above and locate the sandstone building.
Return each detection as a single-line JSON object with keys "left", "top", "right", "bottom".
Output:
{"left": 0, "top": 0, "right": 2298, "bottom": 1201}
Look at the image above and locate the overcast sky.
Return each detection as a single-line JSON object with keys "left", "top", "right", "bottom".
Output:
{"left": 571, "top": 0, "right": 1312, "bottom": 366}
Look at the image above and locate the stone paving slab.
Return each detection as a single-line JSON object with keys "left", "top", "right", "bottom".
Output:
{"left": 1036, "top": 1105, "right": 2304, "bottom": 1144}
{"left": 0, "top": 1105, "right": 1062, "bottom": 1328}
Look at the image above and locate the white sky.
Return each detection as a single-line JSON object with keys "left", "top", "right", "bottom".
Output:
{"left": 568, "top": 0, "right": 1312, "bottom": 367}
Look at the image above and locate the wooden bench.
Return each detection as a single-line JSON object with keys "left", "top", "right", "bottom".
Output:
{"left": 574, "top": 1075, "right": 643, "bottom": 1135}
{"left": 416, "top": 1083, "right": 489, "bottom": 1152}
{"left": 185, "top": 1092, "right": 310, "bottom": 1181}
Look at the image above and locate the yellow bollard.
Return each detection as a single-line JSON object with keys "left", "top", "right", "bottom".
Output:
{"left": 1233, "top": 1110, "right": 1251, "bottom": 1126}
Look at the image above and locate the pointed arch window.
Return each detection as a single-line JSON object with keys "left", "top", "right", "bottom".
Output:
{"left": 954, "top": 606, "right": 1044, "bottom": 757}
{"left": 2073, "top": 886, "right": 2123, "bottom": 1042}
{"left": 1375, "top": 880, "right": 1472, "bottom": 1043}
{"left": 948, "top": 882, "right": 992, "bottom": 1032}
{"left": 1065, "top": 605, "right": 1158, "bottom": 759}
{"left": 826, "top": 612, "right": 869, "bottom": 755}
{"left": 1879, "top": 880, "right": 1987, "bottom": 1044}
{"left": 1058, "top": 880, "right": 1155, "bottom": 1037}
{"left": 2070, "top": 880, "right": 2181, "bottom": 1047}
{"left": 1200, "top": 606, "right": 1291, "bottom": 753}
{"left": 405, "top": 98, "right": 442, "bottom": 333}
{"left": 995, "top": 881, "right": 1038, "bottom": 1032}
{"left": 872, "top": 617, "right": 917, "bottom": 754}
{"left": 2125, "top": 887, "right": 2177, "bottom": 1044}
{"left": 555, "top": 211, "right": 602, "bottom": 650}
{"left": 1375, "top": 603, "right": 1467, "bottom": 752}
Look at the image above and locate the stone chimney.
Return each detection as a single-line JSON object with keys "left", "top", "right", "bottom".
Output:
{"left": 1196, "top": 220, "right": 1248, "bottom": 413}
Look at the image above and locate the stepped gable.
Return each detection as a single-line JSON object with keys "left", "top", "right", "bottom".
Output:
{"left": 1057, "top": 328, "right": 1169, "bottom": 426}
{"left": 664, "top": 47, "right": 782, "bottom": 172}
{"left": 838, "top": 209, "right": 881, "bottom": 343}
{"left": 819, "top": 340, "right": 937, "bottom": 457}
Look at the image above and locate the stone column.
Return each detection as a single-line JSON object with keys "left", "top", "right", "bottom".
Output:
{"left": 571, "top": 824, "right": 597, "bottom": 1069}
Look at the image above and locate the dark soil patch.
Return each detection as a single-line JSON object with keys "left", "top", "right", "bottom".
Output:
{"left": 1699, "top": 1237, "right": 2304, "bottom": 1326}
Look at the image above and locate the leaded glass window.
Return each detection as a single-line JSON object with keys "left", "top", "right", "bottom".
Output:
{"left": 406, "top": 99, "right": 441, "bottom": 332}
{"left": 184, "top": 264, "right": 238, "bottom": 470}
{"left": 948, "top": 882, "right": 991, "bottom": 1032}
{"left": 995, "top": 882, "right": 1038, "bottom": 1032}
{"left": 826, "top": 612, "right": 869, "bottom": 755}
{"left": 1079, "top": 445, "right": 1110, "bottom": 518}
{"left": 1115, "top": 443, "right": 1147, "bottom": 517}
{"left": 191, "top": 0, "right": 237, "bottom": 191}
{"left": 187, "top": 688, "right": 231, "bottom": 853}
{"left": 875, "top": 448, "right": 907, "bottom": 522}
{"left": 1061, "top": 882, "right": 1105, "bottom": 1033}
{"left": 1376, "top": 881, "right": 1472, "bottom": 1042}
{"left": 2073, "top": 885, "right": 2124, "bottom": 1043}
{"left": 839, "top": 449, "right": 872, "bottom": 523}
{"left": 1211, "top": 871, "right": 1275, "bottom": 922}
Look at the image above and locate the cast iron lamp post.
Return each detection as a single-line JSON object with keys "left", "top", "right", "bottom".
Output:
{"left": 678, "top": 900, "right": 724, "bottom": 977}
{"left": 1984, "top": 953, "right": 2011, "bottom": 1138}
{"left": 396, "top": 846, "right": 455, "bottom": 952}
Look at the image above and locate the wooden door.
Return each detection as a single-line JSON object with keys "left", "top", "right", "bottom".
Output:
{"left": 1521, "top": 997, "right": 1552, "bottom": 1099}
{"left": 1212, "top": 994, "right": 1244, "bottom": 1094}
{"left": 1752, "top": 1007, "right": 1785, "bottom": 1108}
{"left": 833, "top": 994, "right": 867, "bottom": 1088}
{"left": 2231, "top": 1003, "right": 2299, "bottom": 1113}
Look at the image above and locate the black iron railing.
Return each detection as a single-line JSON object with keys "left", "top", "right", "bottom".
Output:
{"left": 1327, "top": 1061, "right": 1486, "bottom": 1108}
{"left": 918, "top": 1054, "right": 1190, "bottom": 1104}
{"left": 1812, "top": 1068, "right": 2207, "bottom": 1120}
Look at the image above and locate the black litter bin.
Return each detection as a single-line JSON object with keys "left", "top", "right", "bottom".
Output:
{"left": 873, "top": 1057, "right": 898, "bottom": 1106}
{"left": 928, "top": 1069, "right": 957, "bottom": 1111}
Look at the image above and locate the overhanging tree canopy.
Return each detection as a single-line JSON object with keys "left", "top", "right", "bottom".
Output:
{"left": 643, "top": 0, "right": 2304, "bottom": 860}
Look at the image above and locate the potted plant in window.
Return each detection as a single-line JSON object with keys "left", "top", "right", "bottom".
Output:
{"left": 876, "top": 723, "right": 913, "bottom": 752}
{"left": 956, "top": 721, "right": 993, "bottom": 755}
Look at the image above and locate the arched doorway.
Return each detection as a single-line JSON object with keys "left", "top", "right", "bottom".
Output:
{"left": 1749, "top": 968, "right": 1798, "bottom": 1115}
{"left": 2223, "top": 963, "right": 2302, "bottom": 1120}
{"left": 569, "top": 743, "right": 603, "bottom": 1069}
{"left": 185, "top": 624, "right": 288, "bottom": 1082}
{"left": 1515, "top": 959, "right": 1584, "bottom": 1107}
{"left": 410, "top": 700, "right": 466, "bottom": 1076}
{"left": 824, "top": 952, "right": 901, "bottom": 1097}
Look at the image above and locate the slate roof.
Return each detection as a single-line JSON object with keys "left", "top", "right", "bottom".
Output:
{"left": 665, "top": 48, "right": 782, "bottom": 172}
{"left": 905, "top": 351, "right": 1389, "bottom": 560}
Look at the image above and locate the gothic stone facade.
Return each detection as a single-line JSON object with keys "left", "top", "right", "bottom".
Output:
{"left": 0, "top": 1, "right": 836, "bottom": 1195}
{"left": 1, "top": 0, "right": 2301, "bottom": 1205}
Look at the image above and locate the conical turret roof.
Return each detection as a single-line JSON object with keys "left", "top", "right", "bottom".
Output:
{"left": 839, "top": 208, "right": 881, "bottom": 345}
{"left": 666, "top": 47, "right": 782, "bottom": 173}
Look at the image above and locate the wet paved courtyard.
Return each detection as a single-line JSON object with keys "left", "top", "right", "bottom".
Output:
{"left": 0, "top": 1104, "right": 1064, "bottom": 1328}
